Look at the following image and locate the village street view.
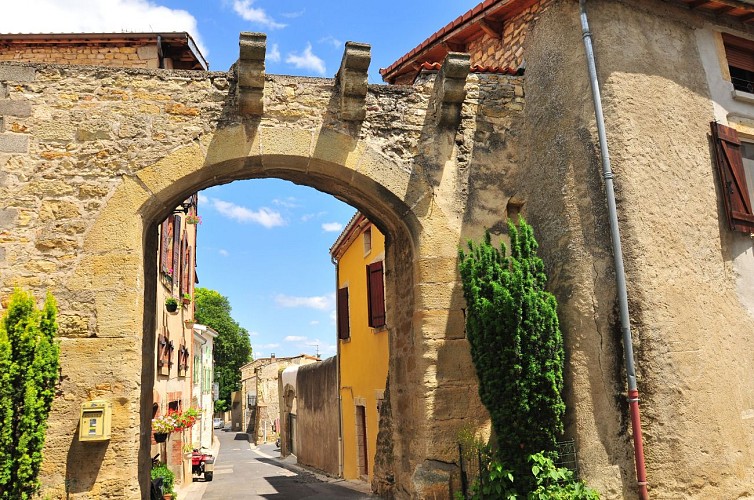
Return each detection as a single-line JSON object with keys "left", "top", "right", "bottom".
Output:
{"left": 182, "top": 428, "right": 374, "bottom": 499}
{"left": 3, "top": 0, "right": 754, "bottom": 499}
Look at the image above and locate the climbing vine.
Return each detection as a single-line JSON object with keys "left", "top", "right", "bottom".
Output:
{"left": 0, "top": 289, "right": 60, "bottom": 500}
{"left": 459, "top": 219, "right": 565, "bottom": 485}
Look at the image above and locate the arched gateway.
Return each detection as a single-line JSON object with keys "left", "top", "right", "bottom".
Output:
{"left": 0, "top": 33, "right": 526, "bottom": 498}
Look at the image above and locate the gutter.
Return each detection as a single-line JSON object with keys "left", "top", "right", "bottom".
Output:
{"left": 578, "top": 2, "right": 649, "bottom": 498}
{"left": 332, "top": 253, "right": 344, "bottom": 478}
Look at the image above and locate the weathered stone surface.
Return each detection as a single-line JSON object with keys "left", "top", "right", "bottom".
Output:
{"left": 0, "top": 65, "right": 36, "bottom": 82}
{"left": 0, "top": 132, "right": 28, "bottom": 153}
{"left": 336, "top": 42, "right": 371, "bottom": 121}
{"left": 0, "top": 98, "right": 32, "bottom": 117}
{"left": 2, "top": 3, "right": 751, "bottom": 497}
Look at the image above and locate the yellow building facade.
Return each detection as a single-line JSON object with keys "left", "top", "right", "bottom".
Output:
{"left": 331, "top": 213, "right": 388, "bottom": 482}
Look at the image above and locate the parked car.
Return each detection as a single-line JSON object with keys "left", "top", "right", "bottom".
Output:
{"left": 213, "top": 418, "right": 223, "bottom": 429}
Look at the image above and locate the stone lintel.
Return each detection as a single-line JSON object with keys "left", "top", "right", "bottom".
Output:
{"left": 238, "top": 32, "right": 266, "bottom": 116}
{"left": 431, "top": 52, "right": 470, "bottom": 128}
{"left": 336, "top": 41, "right": 371, "bottom": 122}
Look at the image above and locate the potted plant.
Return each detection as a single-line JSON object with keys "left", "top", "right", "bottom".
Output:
{"left": 182, "top": 293, "right": 191, "bottom": 305}
{"left": 152, "top": 413, "right": 177, "bottom": 442}
{"left": 165, "top": 297, "right": 178, "bottom": 313}
{"left": 185, "top": 214, "right": 202, "bottom": 225}
{"left": 150, "top": 462, "right": 176, "bottom": 500}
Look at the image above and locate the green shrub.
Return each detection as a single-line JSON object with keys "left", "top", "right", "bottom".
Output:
{"left": 0, "top": 289, "right": 60, "bottom": 500}
{"left": 150, "top": 462, "right": 176, "bottom": 496}
{"left": 469, "top": 452, "right": 599, "bottom": 500}
{"left": 459, "top": 219, "right": 565, "bottom": 480}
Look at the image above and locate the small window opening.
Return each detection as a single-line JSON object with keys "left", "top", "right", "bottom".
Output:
{"left": 723, "top": 33, "right": 754, "bottom": 93}
{"left": 363, "top": 226, "right": 372, "bottom": 255}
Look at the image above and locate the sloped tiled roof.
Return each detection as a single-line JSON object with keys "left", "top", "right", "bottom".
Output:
{"left": 381, "top": 0, "right": 754, "bottom": 84}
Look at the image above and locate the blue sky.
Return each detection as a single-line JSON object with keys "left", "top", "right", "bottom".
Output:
{"left": 2, "top": 0, "right": 481, "bottom": 358}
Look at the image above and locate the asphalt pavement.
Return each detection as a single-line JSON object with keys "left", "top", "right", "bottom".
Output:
{"left": 177, "top": 428, "right": 375, "bottom": 499}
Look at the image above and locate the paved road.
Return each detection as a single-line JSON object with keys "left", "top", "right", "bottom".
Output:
{"left": 199, "top": 429, "right": 374, "bottom": 499}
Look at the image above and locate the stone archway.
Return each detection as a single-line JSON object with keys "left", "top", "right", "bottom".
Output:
{"left": 1, "top": 41, "right": 519, "bottom": 497}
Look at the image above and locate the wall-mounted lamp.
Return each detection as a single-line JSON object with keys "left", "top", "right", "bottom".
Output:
{"left": 174, "top": 199, "right": 192, "bottom": 214}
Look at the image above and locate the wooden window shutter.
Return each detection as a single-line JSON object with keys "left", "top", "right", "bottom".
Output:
{"left": 723, "top": 33, "right": 754, "bottom": 73}
{"left": 180, "top": 233, "right": 188, "bottom": 297}
{"left": 160, "top": 219, "right": 171, "bottom": 275}
{"left": 711, "top": 121, "right": 754, "bottom": 232}
{"left": 366, "top": 261, "right": 386, "bottom": 328}
{"left": 337, "top": 287, "right": 350, "bottom": 340}
{"left": 172, "top": 215, "right": 182, "bottom": 283}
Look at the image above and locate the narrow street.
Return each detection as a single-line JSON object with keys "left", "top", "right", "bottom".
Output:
{"left": 183, "top": 428, "right": 375, "bottom": 499}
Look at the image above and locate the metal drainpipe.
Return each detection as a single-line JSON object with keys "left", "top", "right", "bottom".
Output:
{"left": 578, "top": 1, "right": 649, "bottom": 498}
{"left": 332, "top": 254, "right": 344, "bottom": 478}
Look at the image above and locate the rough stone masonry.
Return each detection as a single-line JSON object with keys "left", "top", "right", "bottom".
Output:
{"left": 5, "top": 1, "right": 754, "bottom": 498}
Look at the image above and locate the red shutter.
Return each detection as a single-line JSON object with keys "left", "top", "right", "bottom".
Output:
{"left": 711, "top": 121, "right": 754, "bottom": 232}
{"left": 180, "top": 232, "right": 188, "bottom": 297}
{"left": 160, "top": 219, "right": 171, "bottom": 275}
{"left": 367, "top": 261, "right": 386, "bottom": 328}
{"left": 172, "top": 215, "right": 182, "bottom": 283}
{"left": 337, "top": 287, "right": 350, "bottom": 340}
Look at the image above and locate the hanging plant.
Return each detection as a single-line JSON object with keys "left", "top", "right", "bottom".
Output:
{"left": 165, "top": 297, "right": 178, "bottom": 313}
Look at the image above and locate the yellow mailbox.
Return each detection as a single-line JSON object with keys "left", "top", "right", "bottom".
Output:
{"left": 79, "top": 399, "right": 112, "bottom": 442}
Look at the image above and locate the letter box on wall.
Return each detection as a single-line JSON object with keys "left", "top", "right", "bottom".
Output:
{"left": 79, "top": 399, "right": 112, "bottom": 442}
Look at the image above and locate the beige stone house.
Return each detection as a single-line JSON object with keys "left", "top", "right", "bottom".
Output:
{"left": 151, "top": 196, "right": 199, "bottom": 485}
{"left": 4, "top": 0, "right": 754, "bottom": 498}
{"left": 239, "top": 354, "right": 319, "bottom": 444}
{"left": 0, "top": 32, "right": 207, "bottom": 70}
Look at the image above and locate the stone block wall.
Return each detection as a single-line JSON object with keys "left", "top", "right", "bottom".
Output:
{"left": 0, "top": 42, "right": 161, "bottom": 69}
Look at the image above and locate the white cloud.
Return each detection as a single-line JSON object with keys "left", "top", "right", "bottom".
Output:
{"left": 286, "top": 43, "right": 326, "bottom": 75}
{"left": 284, "top": 335, "right": 307, "bottom": 342}
{"left": 329, "top": 309, "right": 337, "bottom": 324}
{"left": 209, "top": 198, "right": 285, "bottom": 228}
{"left": 248, "top": 331, "right": 260, "bottom": 337}
{"left": 325, "top": 344, "right": 337, "bottom": 353}
{"left": 254, "top": 343, "right": 280, "bottom": 357}
{"left": 304, "top": 339, "right": 320, "bottom": 346}
{"left": 319, "top": 35, "right": 342, "bottom": 48}
{"left": 281, "top": 10, "right": 305, "bottom": 19}
{"left": 218, "top": 249, "right": 229, "bottom": 257}
{"left": 272, "top": 196, "right": 299, "bottom": 208}
{"left": 268, "top": 43, "right": 281, "bottom": 63}
{"left": 198, "top": 193, "right": 209, "bottom": 204}
{"left": 322, "top": 222, "right": 343, "bottom": 232}
{"left": 301, "top": 211, "right": 326, "bottom": 222}
{"left": 0, "top": 0, "right": 208, "bottom": 58}
{"left": 275, "top": 293, "right": 333, "bottom": 310}
{"left": 233, "top": 0, "right": 285, "bottom": 29}
{"left": 309, "top": 320, "right": 320, "bottom": 326}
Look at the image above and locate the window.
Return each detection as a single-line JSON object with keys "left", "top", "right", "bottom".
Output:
{"left": 723, "top": 33, "right": 754, "bottom": 93}
{"left": 337, "top": 287, "right": 350, "bottom": 340}
{"left": 710, "top": 121, "right": 754, "bottom": 232}
{"left": 366, "top": 261, "right": 386, "bottom": 328}
{"left": 363, "top": 226, "right": 372, "bottom": 255}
